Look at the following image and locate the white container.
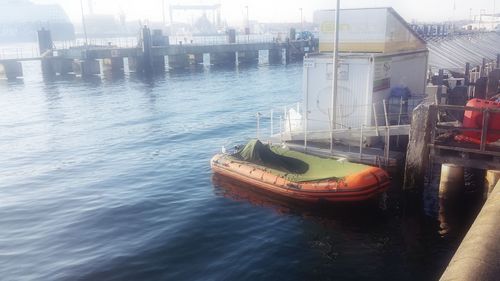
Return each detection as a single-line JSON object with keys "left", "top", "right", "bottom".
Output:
{"left": 301, "top": 50, "right": 428, "bottom": 136}
{"left": 314, "top": 8, "right": 426, "bottom": 54}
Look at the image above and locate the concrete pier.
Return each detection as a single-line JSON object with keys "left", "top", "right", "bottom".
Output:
{"left": 285, "top": 47, "right": 305, "bottom": 64}
{"left": 152, "top": 56, "right": 166, "bottom": 72}
{"left": 41, "top": 60, "right": 54, "bottom": 77}
{"left": 189, "top": 54, "right": 204, "bottom": 65}
{"left": 72, "top": 59, "right": 100, "bottom": 77}
{"left": 41, "top": 58, "right": 74, "bottom": 77}
{"left": 102, "top": 58, "right": 124, "bottom": 73}
{"left": 53, "top": 59, "right": 73, "bottom": 75}
{"left": 237, "top": 51, "right": 259, "bottom": 65}
{"left": 4, "top": 26, "right": 317, "bottom": 78}
{"left": 210, "top": 52, "right": 236, "bottom": 66}
{"left": 440, "top": 180, "right": 500, "bottom": 281}
{"left": 127, "top": 57, "right": 144, "bottom": 73}
{"left": 0, "top": 61, "right": 23, "bottom": 79}
{"left": 484, "top": 170, "right": 500, "bottom": 198}
{"left": 168, "top": 54, "right": 189, "bottom": 69}
{"left": 268, "top": 49, "right": 283, "bottom": 64}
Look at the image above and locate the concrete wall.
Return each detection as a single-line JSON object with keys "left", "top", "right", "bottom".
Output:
{"left": 440, "top": 180, "right": 500, "bottom": 281}
{"left": 0, "top": 61, "right": 23, "bottom": 79}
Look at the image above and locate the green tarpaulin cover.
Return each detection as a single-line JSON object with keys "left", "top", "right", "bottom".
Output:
{"left": 232, "top": 140, "right": 369, "bottom": 182}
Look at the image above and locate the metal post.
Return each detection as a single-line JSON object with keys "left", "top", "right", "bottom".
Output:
{"left": 245, "top": 6, "right": 249, "bottom": 43}
{"left": 372, "top": 103, "right": 380, "bottom": 136}
{"left": 304, "top": 66, "right": 309, "bottom": 151}
{"left": 359, "top": 124, "right": 364, "bottom": 159}
{"left": 283, "top": 106, "right": 287, "bottom": 129}
{"left": 383, "top": 100, "right": 390, "bottom": 166}
{"left": 436, "top": 69, "right": 444, "bottom": 105}
{"left": 270, "top": 109, "right": 274, "bottom": 136}
{"left": 482, "top": 58, "right": 487, "bottom": 77}
{"left": 279, "top": 115, "right": 283, "bottom": 142}
{"left": 300, "top": 8, "right": 303, "bottom": 29}
{"left": 162, "top": 0, "right": 166, "bottom": 27}
{"left": 497, "top": 54, "right": 500, "bottom": 69}
{"left": 397, "top": 97, "right": 403, "bottom": 126}
{"left": 80, "top": 0, "right": 88, "bottom": 47}
{"left": 480, "top": 109, "right": 490, "bottom": 151}
{"left": 256, "top": 112, "right": 261, "bottom": 139}
{"left": 464, "top": 62, "right": 470, "bottom": 86}
{"left": 397, "top": 97, "right": 403, "bottom": 147}
{"left": 330, "top": 0, "right": 341, "bottom": 153}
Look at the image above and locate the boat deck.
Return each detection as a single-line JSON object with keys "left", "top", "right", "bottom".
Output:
{"left": 279, "top": 140, "right": 405, "bottom": 171}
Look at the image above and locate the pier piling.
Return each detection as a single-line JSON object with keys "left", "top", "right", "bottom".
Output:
{"left": 72, "top": 59, "right": 100, "bottom": 77}
{"left": 268, "top": 49, "right": 283, "bottom": 64}
{"left": 237, "top": 51, "right": 259, "bottom": 65}
{"left": 210, "top": 52, "right": 236, "bottom": 67}
{"left": 102, "top": 58, "right": 124, "bottom": 73}
{"left": 0, "top": 61, "right": 23, "bottom": 79}
{"left": 141, "top": 26, "right": 153, "bottom": 74}
{"left": 189, "top": 54, "right": 204, "bottom": 65}
{"left": 439, "top": 164, "right": 464, "bottom": 199}
{"left": 403, "top": 102, "right": 435, "bottom": 190}
{"left": 168, "top": 54, "right": 189, "bottom": 69}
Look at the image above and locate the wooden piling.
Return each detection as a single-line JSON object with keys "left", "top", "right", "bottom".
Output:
{"left": 438, "top": 164, "right": 464, "bottom": 199}
{"left": 403, "top": 102, "right": 436, "bottom": 190}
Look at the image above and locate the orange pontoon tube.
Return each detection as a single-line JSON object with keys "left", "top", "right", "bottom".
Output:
{"left": 211, "top": 140, "right": 390, "bottom": 203}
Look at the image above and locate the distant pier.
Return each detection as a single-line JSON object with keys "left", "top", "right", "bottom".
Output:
{"left": 0, "top": 27, "right": 318, "bottom": 80}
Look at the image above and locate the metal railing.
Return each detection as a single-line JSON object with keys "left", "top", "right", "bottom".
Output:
{"left": 430, "top": 104, "right": 500, "bottom": 156}
{"left": 170, "top": 34, "right": 279, "bottom": 45}
{"left": 0, "top": 47, "right": 39, "bottom": 60}
{"left": 0, "top": 33, "right": 302, "bottom": 60}
{"left": 256, "top": 97, "right": 424, "bottom": 167}
{"left": 53, "top": 37, "right": 139, "bottom": 50}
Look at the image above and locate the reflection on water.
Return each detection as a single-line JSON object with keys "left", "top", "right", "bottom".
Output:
{"left": 212, "top": 173, "right": 384, "bottom": 215}
{"left": 0, "top": 59, "right": 485, "bottom": 281}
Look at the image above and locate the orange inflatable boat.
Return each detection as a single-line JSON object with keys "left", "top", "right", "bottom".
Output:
{"left": 211, "top": 140, "right": 390, "bottom": 203}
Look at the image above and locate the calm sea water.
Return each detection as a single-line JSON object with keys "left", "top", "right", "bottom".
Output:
{"left": 0, "top": 60, "right": 469, "bottom": 281}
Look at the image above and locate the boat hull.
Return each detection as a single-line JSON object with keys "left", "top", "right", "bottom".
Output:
{"left": 211, "top": 154, "right": 390, "bottom": 203}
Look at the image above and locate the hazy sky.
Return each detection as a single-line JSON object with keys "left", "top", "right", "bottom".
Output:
{"left": 33, "top": 0, "right": 498, "bottom": 24}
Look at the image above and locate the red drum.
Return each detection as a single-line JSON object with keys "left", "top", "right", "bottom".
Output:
{"left": 462, "top": 98, "right": 500, "bottom": 143}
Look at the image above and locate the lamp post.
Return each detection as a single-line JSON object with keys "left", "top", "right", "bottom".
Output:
{"left": 493, "top": 0, "right": 497, "bottom": 30}
{"left": 330, "top": 0, "right": 340, "bottom": 152}
{"left": 80, "top": 0, "right": 88, "bottom": 46}
{"left": 162, "top": 0, "right": 166, "bottom": 27}
{"left": 300, "top": 8, "right": 303, "bottom": 30}
{"left": 245, "top": 5, "right": 249, "bottom": 42}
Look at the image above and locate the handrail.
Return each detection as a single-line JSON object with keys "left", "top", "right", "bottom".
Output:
{"left": 436, "top": 104, "right": 500, "bottom": 113}
{"left": 430, "top": 104, "right": 500, "bottom": 155}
